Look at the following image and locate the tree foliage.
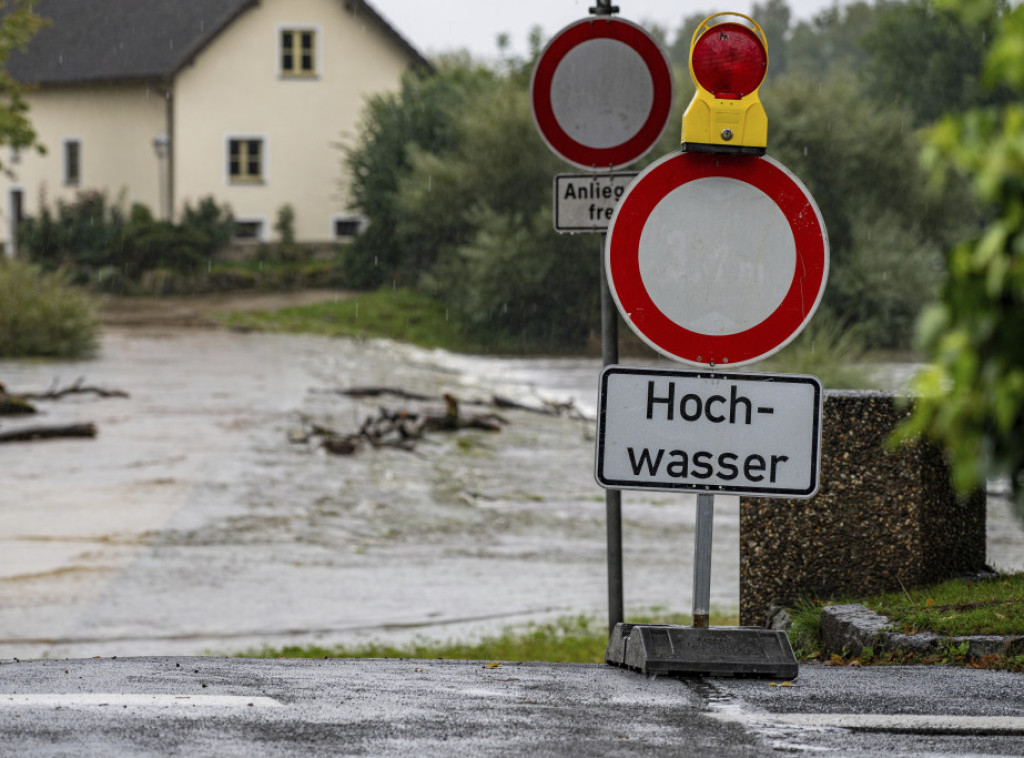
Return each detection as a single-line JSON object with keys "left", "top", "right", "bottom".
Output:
{"left": 395, "top": 76, "right": 599, "bottom": 348}
{"left": 860, "top": 0, "right": 1013, "bottom": 126}
{"left": 341, "top": 0, "right": 1000, "bottom": 353}
{"left": 765, "top": 75, "right": 975, "bottom": 347}
{"left": 0, "top": 0, "right": 47, "bottom": 168}
{"left": 341, "top": 59, "right": 497, "bottom": 288}
{"left": 899, "top": 0, "right": 1024, "bottom": 513}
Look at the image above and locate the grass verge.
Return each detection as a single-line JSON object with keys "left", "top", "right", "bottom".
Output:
{"left": 217, "top": 287, "right": 480, "bottom": 352}
{"left": 787, "top": 572, "right": 1024, "bottom": 671}
{"left": 217, "top": 287, "right": 886, "bottom": 384}
{"left": 241, "top": 610, "right": 739, "bottom": 662}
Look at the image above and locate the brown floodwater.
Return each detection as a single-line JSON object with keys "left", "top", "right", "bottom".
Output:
{"left": 1, "top": 303, "right": 1021, "bottom": 660}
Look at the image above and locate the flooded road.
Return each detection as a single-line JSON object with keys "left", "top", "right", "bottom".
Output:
{"left": 1, "top": 317, "right": 1021, "bottom": 660}
{"left": 0, "top": 323, "right": 742, "bottom": 659}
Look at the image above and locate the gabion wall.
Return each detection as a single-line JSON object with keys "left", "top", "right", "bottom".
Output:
{"left": 739, "top": 391, "right": 986, "bottom": 627}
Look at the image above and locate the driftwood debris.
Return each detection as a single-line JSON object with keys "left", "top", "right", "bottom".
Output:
{"left": 0, "top": 377, "right": 129, "bottom": 418}
{"left": 0, "top": 422, "right": 97, "bottom": 443}
{"left": 16, "top": 376, "right": 129, "bottom": 401}
{"left": 0, "top": 377, "right": 126, "bottom": 442}
{"left": 294, "top": 393, "right": 508, "bottom": 455}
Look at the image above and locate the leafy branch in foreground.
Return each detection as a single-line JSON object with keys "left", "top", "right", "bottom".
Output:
{"left": 896, "top": 1, "right": 1024, "bottom": 523}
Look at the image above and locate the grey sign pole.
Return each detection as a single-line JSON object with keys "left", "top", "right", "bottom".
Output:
{"left": 691, "top": 493, "right": 714, "bottom": 628}
{"left": 599, "top": 232, "right": 624, "bottom": 632}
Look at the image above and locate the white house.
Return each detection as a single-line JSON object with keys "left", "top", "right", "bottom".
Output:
{"left": 2, "top": 0, "right": 430, "bottom": 255}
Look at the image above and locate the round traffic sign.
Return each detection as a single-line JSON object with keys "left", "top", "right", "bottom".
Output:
{"left": 530, "top": 17, "right": 673, "bottom": 171}
{"left": 605, "top": 151, "right": 829, "bottom": 367}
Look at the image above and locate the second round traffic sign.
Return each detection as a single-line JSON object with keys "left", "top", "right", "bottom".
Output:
{"left": 605, "top": 151, "right": 829, "bottom": 368}
{"left": 530, "top": 17, "right": 673, "bottom": 171}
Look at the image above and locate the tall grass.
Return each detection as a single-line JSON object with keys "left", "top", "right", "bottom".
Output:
{"left": 0, "top": 259, "right": 98, "bottom": 358}
{"left": 760, "top": 312, "right": 874, "bottom": 389}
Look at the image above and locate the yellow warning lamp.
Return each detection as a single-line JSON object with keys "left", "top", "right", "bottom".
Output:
{"left": 681, "top": 13, "right": 768, "bottom": 155}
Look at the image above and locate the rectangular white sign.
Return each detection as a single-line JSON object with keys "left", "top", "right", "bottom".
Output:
{"left": 595, "top": 366, "right": 823, "bottom": 498}
{"left": 553, "top": 173, "right": 636, "bottom": 232}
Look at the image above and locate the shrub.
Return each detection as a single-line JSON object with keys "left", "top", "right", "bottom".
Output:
{"left": 18, "top": 192, "right": 234, "bottom": 291}
{"left": 0, "top": 259, "right": 98, "bottom": 358}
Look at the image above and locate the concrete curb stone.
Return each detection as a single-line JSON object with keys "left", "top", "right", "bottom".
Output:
{"left": 820, "top": 604, "right": 1024, "bottom": 659}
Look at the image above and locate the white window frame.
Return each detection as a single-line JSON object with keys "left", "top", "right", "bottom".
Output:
{"left": 278, "top": 25, "right": 320, "bottom": 79}
{"left": 226, "top": 135, "right": 269, "bottom": 185}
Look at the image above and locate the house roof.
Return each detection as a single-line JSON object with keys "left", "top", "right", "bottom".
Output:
{"left": 7, "top": 0, "right": 431, "bottom": 86}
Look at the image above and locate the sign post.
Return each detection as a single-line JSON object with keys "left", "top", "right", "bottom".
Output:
{"left": 531, "top": 6, "right": 673, "bottom": 635}
{"left": 599, "top": 12, "right": 829, "bottom": 679}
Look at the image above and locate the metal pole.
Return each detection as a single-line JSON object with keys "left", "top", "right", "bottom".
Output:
{"left": 600, "top": 232, "right": 624, "bottom": 633}
{"left": 692, "top": 493, "right": 714, "bottom": 628}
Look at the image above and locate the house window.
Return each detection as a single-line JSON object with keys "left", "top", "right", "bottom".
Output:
{"left": 281, "top": 29, "right": 316, "bottom": 77}
{"left": 228, "top": 138, "right": 263, "bottom": 183}
{"left": 333, "top": 217, "right": 364, "bottom": 239}
{"left": 64, "top": 140, "right": 81, "bottom": 186}
{"left": 234, "top": 220, "right": 264, "bottom": 241}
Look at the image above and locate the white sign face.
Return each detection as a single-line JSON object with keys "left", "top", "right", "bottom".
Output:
{"left": 604, "top": 152, "right": 829, "bottom": 368}
{"left": 595, "top": 366, "right": 822, "bottom": 497}
{"left": 530, "top": 17, "right": 674, "bottom": 171}
{"left": 554, "top": 173, "right": 637, "bottom": 232}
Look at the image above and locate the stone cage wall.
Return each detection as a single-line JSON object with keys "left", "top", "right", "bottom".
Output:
{"left": 739, "top": 391, "right": 986, "bottom": 627}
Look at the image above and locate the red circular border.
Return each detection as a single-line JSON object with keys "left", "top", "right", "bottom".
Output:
{"left": 606, "top": 152, "right": 828, "bottom": 366}
{"left": 531, "top": 18, "right": 673, "bottom": 170}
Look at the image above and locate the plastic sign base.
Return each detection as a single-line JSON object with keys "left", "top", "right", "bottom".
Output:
{"left": 606, "top": 623, "right": 798, "bottom": 679}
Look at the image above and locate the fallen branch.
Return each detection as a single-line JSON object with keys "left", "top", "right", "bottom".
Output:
{"left": 293, "top": 394, "right": 507, "bottom": 455}
{"left": 332, "top": 386, "right": 434, "bottom": 402}
{"left": 0, "top": 423, "right": 97, "bottom": 443}
{"left": 17, "top": 376, "right": 129, "bottom": 401}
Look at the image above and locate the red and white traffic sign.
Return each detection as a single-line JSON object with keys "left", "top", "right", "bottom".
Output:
{"left": 530, "top": 17, "right": 673, "bottom": 171}
{"left": 605, "top": 151, "right": 829, "bottom": 367}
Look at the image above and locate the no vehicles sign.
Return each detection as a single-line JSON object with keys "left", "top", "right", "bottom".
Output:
{"left": 595, "top": 366, "right": 822, "bottom": 497}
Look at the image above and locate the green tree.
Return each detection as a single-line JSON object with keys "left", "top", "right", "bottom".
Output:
{"left": 860, "top": 0, "right": 1012, "bottom": 126}
{"left": 765, "top": 74, "right": 976, "bottom": 348}
{"left": 752, "top": 0, "right": 792, "bottom": 79}
{"left": 405, "top": 79, "right": 600, "bottom": 348}
{"left": 899, "top": 0, "right": 1024, "bottom": 515}
{"left": 0, "top": 0, "right": 47, "bottom": 168}
{"left": 787, "top": 1, "right": 877, "bottom": 82}
{"left": 341, "top": 58, "right": 496, "bottom": 287}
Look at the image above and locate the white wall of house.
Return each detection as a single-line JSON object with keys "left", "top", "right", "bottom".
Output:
{"left": 174, "top": 0, "right": 412, "bottom": 243}
{"left": 0, "top": 0, "right": 418, "bottom": 255}
{"left": 0, "top": 83, "right": 166, "bottom": 255}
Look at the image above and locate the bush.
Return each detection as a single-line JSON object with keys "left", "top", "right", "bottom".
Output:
{"left": 18, "top": 192, "right": 235, "bottom": 291}
{"left": 0, "top": 259, "right": 98, "bottom": 358}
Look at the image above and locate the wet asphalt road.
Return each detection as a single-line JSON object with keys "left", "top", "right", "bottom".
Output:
{"left": 0, "top": 657, "right": 1022, "bottom": 756}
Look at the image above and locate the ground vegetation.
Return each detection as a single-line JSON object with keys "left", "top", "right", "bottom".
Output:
{"left": 0, "top": 258, "right": 97, "bottom": 357}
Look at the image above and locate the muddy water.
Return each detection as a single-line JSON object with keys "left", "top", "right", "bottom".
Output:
{"left": 1, "top": 328, "right": 1021, "bottom": 660}
{"left": 0, "top": 328, "right": 742, "bottom": 658}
